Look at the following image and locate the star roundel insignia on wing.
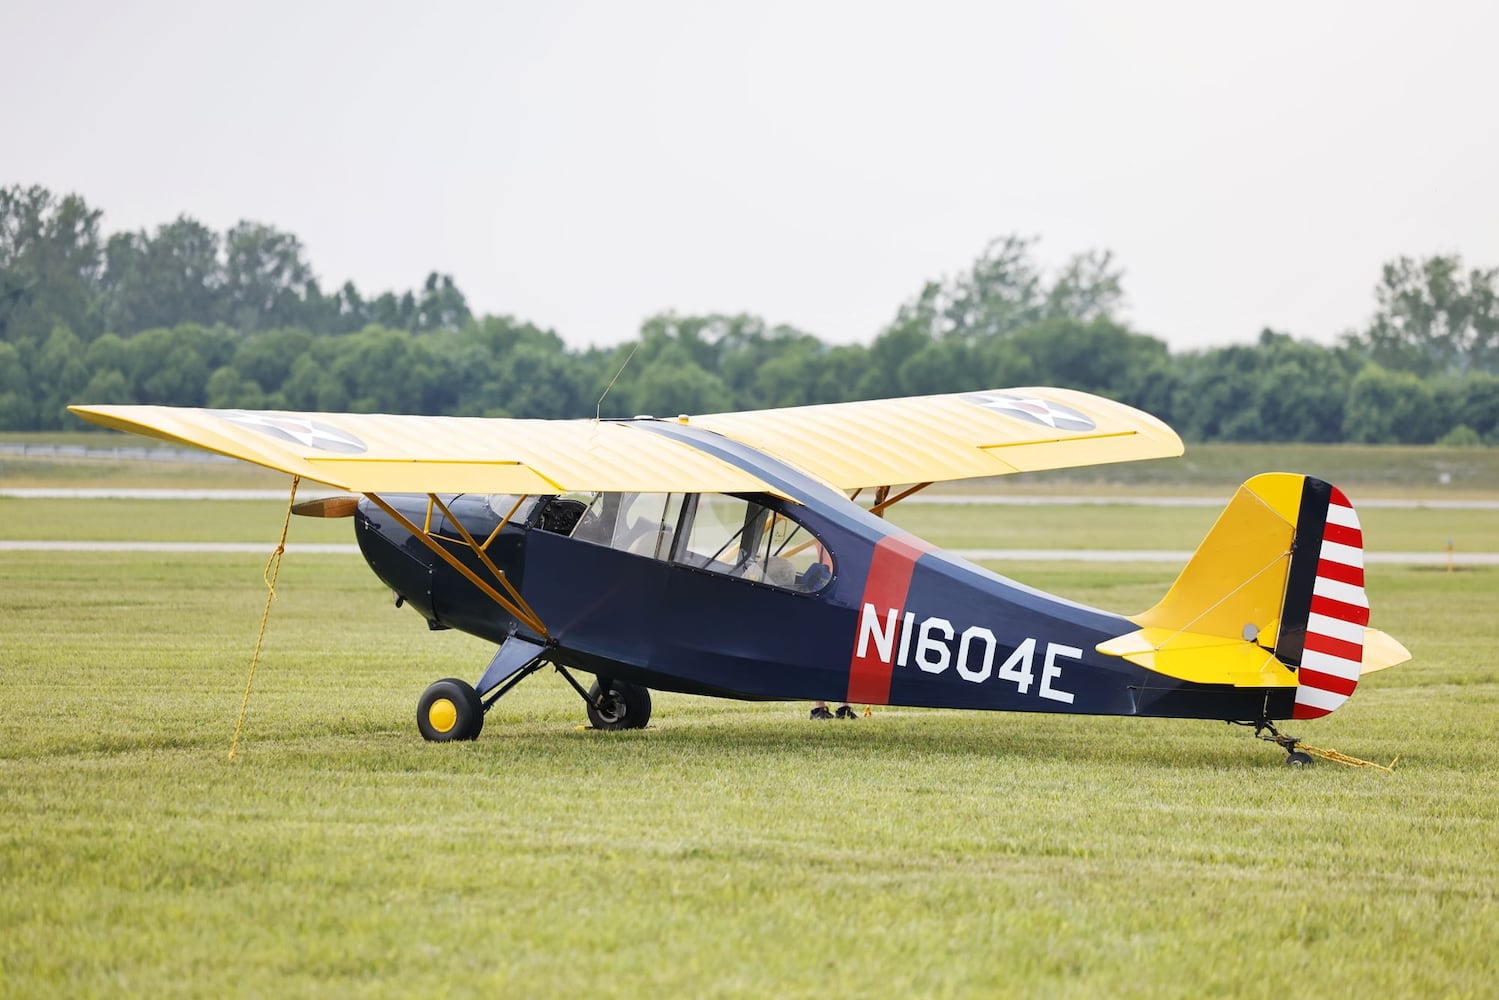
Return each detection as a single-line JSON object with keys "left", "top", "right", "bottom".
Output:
{"left": 215, "top": 410, "right": 368, "bottom": 454}
{"left": 961, "top": 392, "right": 1097, "bottom": 432}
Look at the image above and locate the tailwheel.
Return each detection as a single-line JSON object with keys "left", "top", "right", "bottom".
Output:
{"left": 586, "top": 677, "right": 652, "bottom": 731}
{"left": 418, "top": 677, "right": 484, "bottom": 742}
{"left": 1236, "top": 719, "right": 1315, "bottom": 767}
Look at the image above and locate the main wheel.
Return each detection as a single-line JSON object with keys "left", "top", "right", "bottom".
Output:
{"left": 586, "top": 677, "right": 652, "bottom": 731}
{"left": 418, "top": 677, "right": 484, "bottom": 742}
{"left": 1285, "top": 750, "right": 1314, "bottom": 767}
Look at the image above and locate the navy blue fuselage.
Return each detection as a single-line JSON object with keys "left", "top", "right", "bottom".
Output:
{"left": 352, "top": 421, "right": 1296, "bottom": 722}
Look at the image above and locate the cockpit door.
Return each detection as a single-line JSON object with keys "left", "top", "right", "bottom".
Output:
{"left": 520, "top": 493, "right": 680, "bottom": 672}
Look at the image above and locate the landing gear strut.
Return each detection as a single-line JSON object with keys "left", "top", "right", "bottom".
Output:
{"left": 551, "top": 664, "right": 652, "bottom": 730}
{"left": 416, "top": 647, "right": 655, "bottom": 740}
{"left": 1232, "top": 719, "right": 1314, "bottom": 767}
{"left": 585, "top": 677, "right": 652, "bottom": 730}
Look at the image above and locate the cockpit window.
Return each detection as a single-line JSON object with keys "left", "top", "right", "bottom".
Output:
{"left": 536, "top": 493, "right": 589, "bottom": 535}
{"left": 568, "top": 492, "right": 616, "bottom": 545}
{"left": 554, "top": 491, "right": 832, "bottom": 592}
{"left": 563, "top": 492, "right": 682, "bottom": 561}
{"left": 614, "top": 492, "right": 681, "bottom": 559}
{"left": 676, "top": 494, "right": 832, "bottom": 593}
{"left": 484, "top": 493, "right": 537, "bottom": 525}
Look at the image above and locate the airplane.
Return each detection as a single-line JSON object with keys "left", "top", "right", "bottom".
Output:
{"left": 70, "top": 388, "right": 1409, "bottom": 765}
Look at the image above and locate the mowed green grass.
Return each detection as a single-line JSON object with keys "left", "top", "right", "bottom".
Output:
{"left": 2, "top": 503, "right": 1498, "bottom": 996}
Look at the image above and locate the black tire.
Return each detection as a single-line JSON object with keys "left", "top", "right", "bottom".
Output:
{"left": 587, "top": 677, "right": 652, "bottom": 731}
{"left": 417, "top": 677, "right": 484, "bottom": 742}
{"left": 1285, "top": 750, "right": 1314, "bottom": 767}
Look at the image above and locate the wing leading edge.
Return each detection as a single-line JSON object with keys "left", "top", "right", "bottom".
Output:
{"left": 67, "top": 405, "right": 778, "bottom": 495}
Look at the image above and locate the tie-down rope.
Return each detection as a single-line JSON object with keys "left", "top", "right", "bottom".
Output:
{"left": 228, "top": 475, "right": 300, "bottom": 760}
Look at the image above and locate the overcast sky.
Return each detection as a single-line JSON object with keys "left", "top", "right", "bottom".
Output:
{"left": 6, "top": 0, "right": 1497, "bottom": 352}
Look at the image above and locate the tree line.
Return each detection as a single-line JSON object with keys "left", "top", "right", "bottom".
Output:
{"left": 3, "top": 183, "right": 1498, "bottom": 445}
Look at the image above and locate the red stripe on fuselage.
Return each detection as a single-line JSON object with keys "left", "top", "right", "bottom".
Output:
{"left": 846, "top": 534, "right": 932, "bottom": 705}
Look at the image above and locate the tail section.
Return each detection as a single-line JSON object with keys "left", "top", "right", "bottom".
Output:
{"left": 1097, "top": 473, "right": 1409, "bottom": 718}
{"left": 1278, "top": 482, "right": 1367, "bottom": 719}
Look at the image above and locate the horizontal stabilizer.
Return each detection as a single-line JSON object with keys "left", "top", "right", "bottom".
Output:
{"left": 1360, "top": 628, "right": 1411, "bottom": 674}
{"left": 1096, "top": 627, "right": 1295, "bottom": 687}
{"left": 1099, "top": 625, "right": 1411, "bottom": 687}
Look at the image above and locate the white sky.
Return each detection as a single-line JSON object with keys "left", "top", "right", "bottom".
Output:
{"left": 6, "top": 0, "right": 1497, "bottom": 352}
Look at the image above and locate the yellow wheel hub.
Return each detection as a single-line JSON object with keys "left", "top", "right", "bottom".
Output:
{"left": 428, "top": 698, "right": 459, "bottom": 734}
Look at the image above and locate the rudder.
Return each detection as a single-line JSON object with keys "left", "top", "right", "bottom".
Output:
{"left": 1278, "top": 480, "right": 1368, "bottom": 719}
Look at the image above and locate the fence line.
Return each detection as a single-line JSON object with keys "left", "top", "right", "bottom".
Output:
{"left": 0, "top": 443, "right": 232, "bottom": 463}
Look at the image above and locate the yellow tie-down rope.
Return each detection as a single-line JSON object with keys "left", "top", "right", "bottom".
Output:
{"left": 1296, "top": 742, "right": 1400, "bottom": 772}
{"left": 228, "top": 475, "right": 300, "bottom": 761}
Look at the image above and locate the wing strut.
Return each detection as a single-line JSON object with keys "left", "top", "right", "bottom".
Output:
{"left": 868, "top": 482, "right": 932, "bottom": 517}
{"left": 363, "top": 493, "right": 549, "bottom": 638}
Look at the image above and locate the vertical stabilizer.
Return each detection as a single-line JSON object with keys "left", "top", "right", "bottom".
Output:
{"left": 1112, "top": 474, "right": 1382, "bottom": 718}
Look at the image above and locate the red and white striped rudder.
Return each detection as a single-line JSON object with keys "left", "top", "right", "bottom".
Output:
{"left": 1292, "top": 486, "right": 1367, "bottom": 720}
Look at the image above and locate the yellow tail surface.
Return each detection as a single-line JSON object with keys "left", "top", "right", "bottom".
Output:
{"left": 1097, "top": 474, "right": 1409, "bottom": 718}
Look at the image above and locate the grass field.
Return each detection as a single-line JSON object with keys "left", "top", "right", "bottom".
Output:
{"left": 3, "top": 479, "right": 1498, "bottom": 995}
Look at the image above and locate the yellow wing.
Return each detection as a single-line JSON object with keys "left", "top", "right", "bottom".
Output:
{"left": 69, "top": 387, "right": 1181, "bottom": 496}
{"left": 692, "top": 387, "right": 1182, "bottom": 490}
{"left": 67, "top": 405, "right": 776, "bottom": 495}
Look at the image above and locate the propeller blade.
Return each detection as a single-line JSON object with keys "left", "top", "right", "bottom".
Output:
{"left": 291, "top": 495, "right": 361, "bottom": 518}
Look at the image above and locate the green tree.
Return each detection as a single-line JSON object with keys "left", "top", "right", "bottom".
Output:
{"left": 1008, "top": 318, "right": 1169, "bottom": 401}
{"left": 0, "top": 340, "right": 32, "bottom": 426}
{"left": 78, "top": 368, "right": 130, "bottom": 406}
{"left": 413, "top": 272, "right": 472, "bottom": 331}
{"left": 1342, "top": 364, "right": 1442, "bottom": 444}
{"left": 84, "top": 332, "right": 130, "bottom": 376}
{"left": 940, "top": 235, "right": 1046, "bottom": 340}
{"left": 281, "top": 346, "right": 349, "bottom": 411}
{"left": 101, "top": 215, "right": 223, "bottom": 334}
{"left": 221, "top": 221, "right": 314, "bottom": 332}
{"left": 1170, "top": 331, "right": 1358, "bottom": 443}
{"left": 121, "top": 325, "right": 231, "bottom": 406}
{"left": 31, "top": 325, "right": 92, "bottom": 427}
{"left": 746, "top": 337, "right": 831, "bottom": 409}
{"left": 896, "top": 339, "right": 987, "bottom": 396}
{"left": 1044, "top": 250, "right": 1126, "bottom": 323}
{"left": 626, "top": 358, "right": 731, "bottom": 417}
{"left": 1356, "top": 254, "right": 1499, "bottom": 376}
{"left": 887, "top": 236, "right": 1126, "bottom": 346}
{"left": 1450, "top": 373, "right": 1499, "bottom": 441}
{"left": 232, "top": 327, "right": 314, "bottom": 392}
{"left": 204, "top": 366, "right": 266, "bottom": 409}
{"left": 808, "top": 344, "right": 873, "bottom": 404}
{"left": 0, "top": 185, "right": 104, "bottom": 344}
